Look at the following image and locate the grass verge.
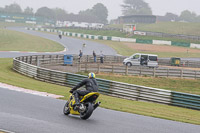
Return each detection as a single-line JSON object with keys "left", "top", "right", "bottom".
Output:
{"left": 0, "top": 58, "right": 200, "bottom": 125}
{"left": 0, "top": 28, "right": 64, "bottom": 52}
{"left": 106, "top": 22, "right": 200, "bottom": 36}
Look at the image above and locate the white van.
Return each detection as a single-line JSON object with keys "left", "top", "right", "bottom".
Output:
{"left": 123, "top": 53, "right": 158, "bottom": 67}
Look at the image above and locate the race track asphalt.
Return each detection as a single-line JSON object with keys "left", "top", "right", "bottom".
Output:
{"left": 1, "top": 88, "right": 200, "bottom": 133}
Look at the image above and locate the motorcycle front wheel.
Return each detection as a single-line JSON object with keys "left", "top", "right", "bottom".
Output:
{"left": 63, "top": 101, "right": 70, "bottom": 115}
{"left": 80, "top": 102, "right": 94, "bottom": 120}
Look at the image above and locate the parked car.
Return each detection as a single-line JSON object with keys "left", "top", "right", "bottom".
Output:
{"left": 123, "top": 53, "right": 158, "bottom": 67}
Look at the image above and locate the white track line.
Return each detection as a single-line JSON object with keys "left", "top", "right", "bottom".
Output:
{"left": 0, "top": 128, "right": 15, "bottom": 133}
{"left": 0, "top": 48, "right": 67, "bottom": 54}
{"left": 0, "top": 82, "right": 64, "bottom": 99}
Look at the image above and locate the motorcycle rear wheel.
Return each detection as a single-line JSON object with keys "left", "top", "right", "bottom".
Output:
{"left": 80, "top": 102, "right": 93, "bottom": 120}
{"left": 63, "top": 101, "right": 70, "bottom": 115}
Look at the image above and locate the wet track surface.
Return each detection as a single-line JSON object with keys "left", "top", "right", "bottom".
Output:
{"left": 1, "top": 88, "right": 200, "bottom": 133}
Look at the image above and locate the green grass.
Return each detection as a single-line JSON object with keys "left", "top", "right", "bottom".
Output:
{"left": 0, "top": 58, "right": 200, "bottom": 125}
{"left": 106, "top": 22, "right": 200, "bottom": 43}
{"left": 0, "top": 29, "right": 64, "bottom": 52}
{"left": 136, "top": 22, "right": 200, "bottom": 36}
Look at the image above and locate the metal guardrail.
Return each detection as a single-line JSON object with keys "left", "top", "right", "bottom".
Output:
{"left": 171, "top": 92, "right": 200, "bottom": 110}
{"left": 13, "top": 58, "right": 172, "bottom": 105}
{"left": 13, "top": 55, "right": 200, "bottom": 110}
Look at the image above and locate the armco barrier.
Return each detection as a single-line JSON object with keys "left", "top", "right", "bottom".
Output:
{"left": 13, "top": 55, "right": 200, "bottom": 110}
{"left": 191, "top": 43, "right": 200, "bottom": 49}
{"left": 120, "top": 38, "right": 136, "bottom": 42}
{"left": 13, "top": 57, "right": 172, "bottom": 105}
{"left": 171, "top": 42, "right": 191, "bottom": 47}
{"left": 153, "top": 40, "right": 171, "bottom": 45}
{"left": 136, "top": 39, "right": 153, "bottom": 44}
{"left": 171, "top": 92, "right": 200, "bottom": 110}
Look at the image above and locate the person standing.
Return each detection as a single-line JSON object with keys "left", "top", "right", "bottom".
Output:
{"left": 93, "top": 50, "right": 96, "bottom": 63}
{"left": 79, "top": 50, "right": 83, "bottom": 63}
{"left": 100, "top": 51, "right": 104, "bottom": 63}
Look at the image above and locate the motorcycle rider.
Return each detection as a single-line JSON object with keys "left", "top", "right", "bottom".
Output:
{"left": 69, "top": 72, "right": 98, "bottom": 106}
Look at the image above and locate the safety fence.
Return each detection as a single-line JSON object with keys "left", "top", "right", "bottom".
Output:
{"left": 18, "top": 54, "right": 200, "bottom": 68}
{"left": 17, "top": 55, "right": 200, "bottom": 79}
{"left": 157, "top": 58, "right": 200, "bottom": 68}
{"left": 16, "top": 54, "right": 126, "bottom": 67}
{"left": 79, "top": 63, "right": 200, "bottom": 79}
{"left": 13, "top": 55, "right": 200, "bottom": 110}
{"left": 26, "top": 27, "right": 200, "bottom": 49}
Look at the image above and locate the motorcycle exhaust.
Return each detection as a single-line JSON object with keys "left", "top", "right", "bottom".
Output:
{"left": 93, "top": 101, "right": 101, "bottom": 110}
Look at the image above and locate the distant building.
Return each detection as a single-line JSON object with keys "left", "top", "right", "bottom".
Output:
{"left": 117, "top": 15, "right": 157, "bottom": 24}
{"left": 156, "top": 15, "right": 180, "bottom": 22}
{"left": 56, "top": 21, "right": 104, "bottom": 28}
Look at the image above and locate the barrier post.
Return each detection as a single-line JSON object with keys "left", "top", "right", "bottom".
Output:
{"left": 153, "top": 67, "right": 156, "bottom": 77}
{"left": 195, "top": 71, "right": 197, "bottom": 79}
{"left": 97, "top": 64, "right": 100, "bottom": 73}
{"left": 125, "top": 65, "right": 128, "bottom": 75}
{"left": 139, "top": 67, "right": 142, "bottom": 76}
{"left": 112, "top": 65, "right": 114, "bottom": 73}
{"left": 167, "top": 68, "right": 169, "bottom": 77}
{"left": 85, "top": 63, "right": 87, "bottom": 72}
{"left": 180, "top": 69, "right": 183, "bottom": 78}
{"left": 78, "top": 64, "right": 81, "bottom": 72}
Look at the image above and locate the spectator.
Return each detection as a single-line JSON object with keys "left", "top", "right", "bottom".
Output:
{"left": 100, "top": 51, "right": 104, "bottom": 63}
{"left": 93, "top": 50, "right": 96, "bottom": 63}
{"left": 79, "top": 50, "right": 83, "bottom": 63}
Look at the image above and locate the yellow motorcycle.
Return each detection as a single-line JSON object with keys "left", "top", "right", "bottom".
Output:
{"left": 63, "top": 92, "right": 101, "bottom": 120}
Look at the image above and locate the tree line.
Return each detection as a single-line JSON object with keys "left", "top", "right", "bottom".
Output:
{"left": 0, "top": 3, "right": 108, "bottom": 24}
{"left": 0, "top": 0, "right": 200, "bottom": 23}
{"left": 121, "top": 0, "right": 200, "bottom": 23}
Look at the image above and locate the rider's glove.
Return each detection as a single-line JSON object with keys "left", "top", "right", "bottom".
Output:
{"left": 69, "top": 89, "right": 74, "bottom": 93}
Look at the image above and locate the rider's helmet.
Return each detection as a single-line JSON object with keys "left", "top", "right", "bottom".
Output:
{"left": 88, "top": 72, "right": 95, "bottom": 79}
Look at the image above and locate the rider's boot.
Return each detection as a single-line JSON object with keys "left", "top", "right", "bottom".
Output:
{"left": 73, "top": 93, "right": 81, "bottom": 107}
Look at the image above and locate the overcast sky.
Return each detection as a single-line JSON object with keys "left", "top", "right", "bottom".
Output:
{"left": 1, "top": 0, "right": 200, "bottom": 20}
